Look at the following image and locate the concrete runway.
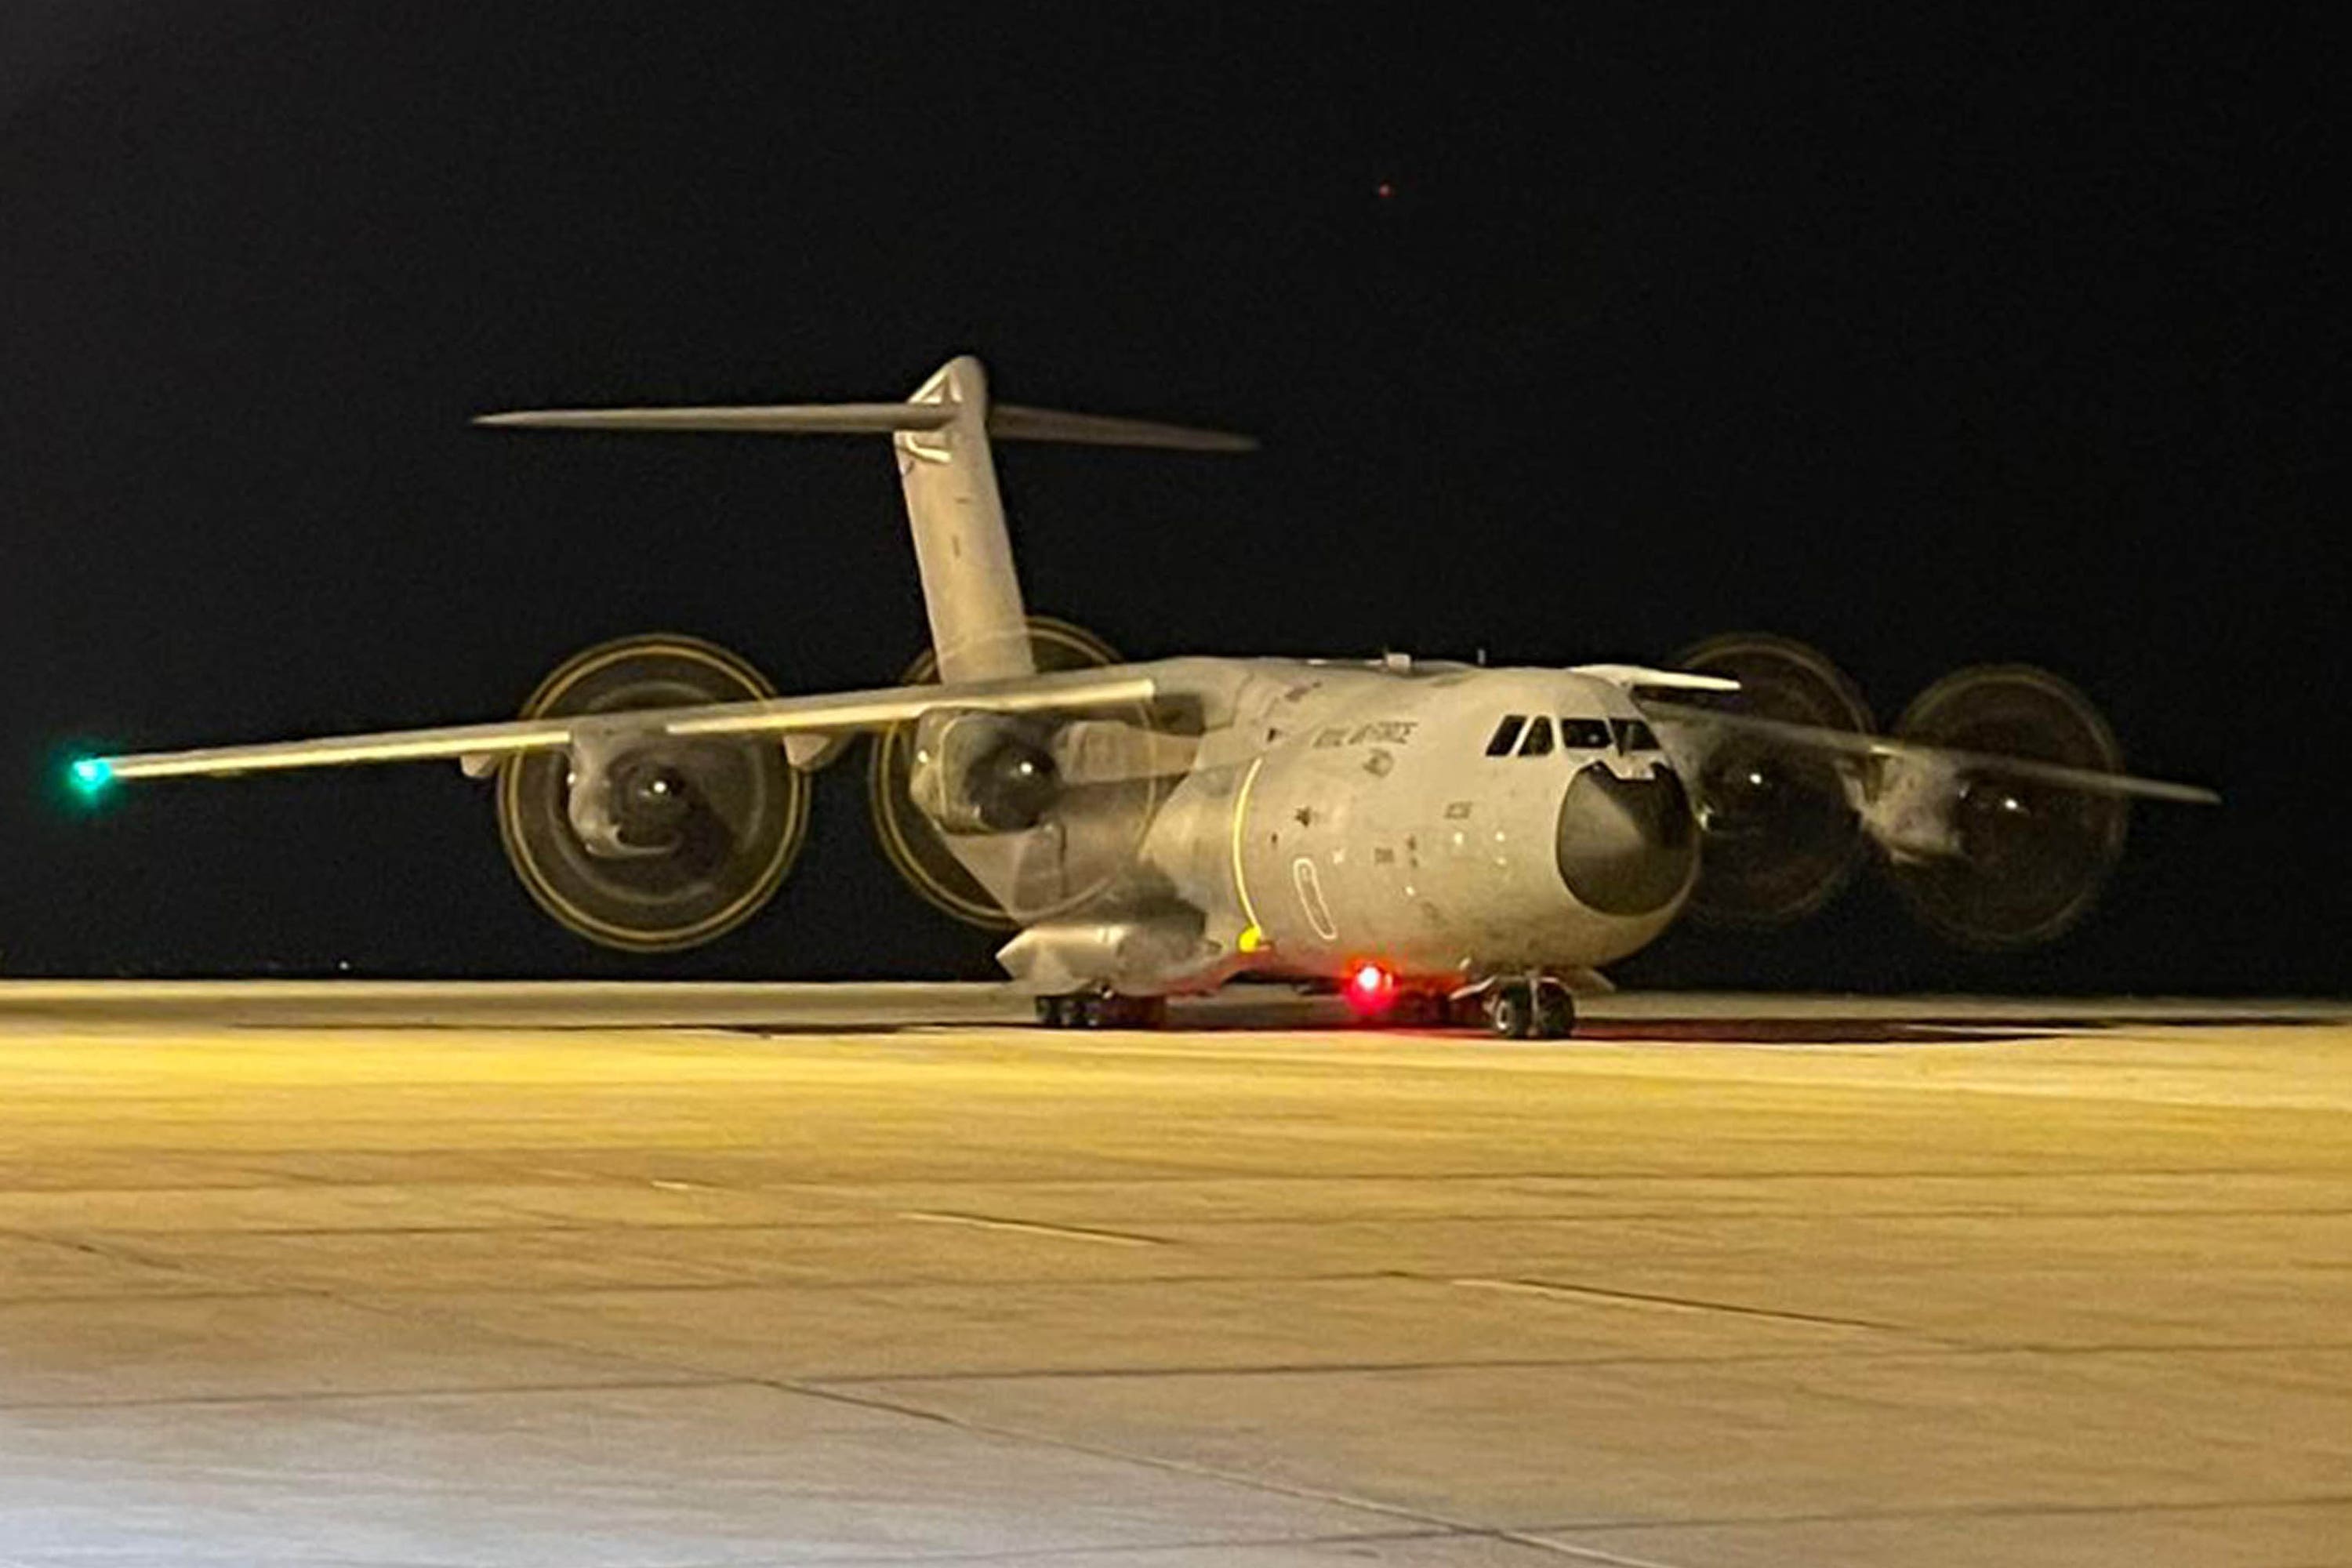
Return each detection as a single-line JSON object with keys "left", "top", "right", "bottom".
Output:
{"left": 0, "top": 988, "right": 2346, "bottom": 1566}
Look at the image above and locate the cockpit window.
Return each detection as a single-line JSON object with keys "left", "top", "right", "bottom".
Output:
{"left": 1559, "top": 717, "right": 1613, "bottom": 750}
{"left": 1519, "top": 717, "right": 1555, "bottom": 757}
{"left": 1484, "top": 715, "right": 1527, "bottom": 757}
{"left": 1613, "top": 718, "right": 1662, "bottom": 752}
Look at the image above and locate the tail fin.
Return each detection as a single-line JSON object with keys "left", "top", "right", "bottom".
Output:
{"left": 477, "top": 354, "right": 1251, "bottom": 684}
{"left": 891, "top": 356, "right": 1032, "bottom": 682}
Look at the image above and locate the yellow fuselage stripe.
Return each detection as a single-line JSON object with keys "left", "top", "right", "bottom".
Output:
{"left": 1229, "top": 753, "right": 1267, "bottom": 937}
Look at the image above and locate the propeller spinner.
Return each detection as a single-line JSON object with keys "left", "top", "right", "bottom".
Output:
{"left": 1882, "top": 664, "right": 2130, "bottom": 948}
{"left": 1673, "top": 633, "right": 1876, "bottom": 927}
{"left": 497, "top": 635, "right": 808, "bottom": 951}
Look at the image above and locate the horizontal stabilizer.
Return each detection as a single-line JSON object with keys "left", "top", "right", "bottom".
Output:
{"left": 477, "top": 401, "right": 1254, "bottom": 451}
{"left": 476, "top": 403, "right": 956, "bottom": 435}
{"left": 986, "top": 405, "right": 1255, "bottom": 451}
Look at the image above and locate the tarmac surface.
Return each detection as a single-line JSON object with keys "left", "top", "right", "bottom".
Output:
{"left": 0, "top": 984, "right": 2346, "bottom": 1566}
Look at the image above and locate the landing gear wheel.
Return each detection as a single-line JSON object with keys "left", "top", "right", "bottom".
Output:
{"left": 1488, "top": 985, "right": 1531, "bottom": 1040}
{"left": 1533, "top": 981, "right": 1577, "bottom": 1040}
{"left": 1482, "top": 979, "right": 1576, "bottom": 1040}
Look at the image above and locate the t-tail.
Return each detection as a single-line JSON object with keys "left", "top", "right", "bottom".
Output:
{"left": 476, "top": 354, "right": 1253, "bottom": 684}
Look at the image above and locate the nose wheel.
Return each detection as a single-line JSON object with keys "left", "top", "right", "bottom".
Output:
{"left": 1484, "top": 977, "right": 1577, "bottom": 1040}
{"left": 1035, "top": 989, "right": 1168, "bottom": 1029}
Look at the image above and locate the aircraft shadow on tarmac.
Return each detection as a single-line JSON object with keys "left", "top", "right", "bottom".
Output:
{"left": 724, "top": 1012, "right": 2045, "bottom": 1045}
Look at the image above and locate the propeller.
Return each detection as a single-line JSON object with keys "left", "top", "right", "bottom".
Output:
{"left": 1672, "top": 633, "right": 1875, "bottom": 926}
{"left": 1882, "top": 664, "right": 2129, "bottom": 948}
{"left": 868, "top": 616, "right": 1167, "bottom": 929}
{"left": 496, "top": 635, "right": 808, "bottom": 951}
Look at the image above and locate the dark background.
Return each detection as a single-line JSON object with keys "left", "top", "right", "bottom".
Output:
{"left": 2, "top": 5, "right": 2340, "bottom": 990}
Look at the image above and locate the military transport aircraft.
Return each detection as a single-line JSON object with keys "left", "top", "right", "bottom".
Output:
{"left": 69, "top": 357, "right": 2216, "bottom": 1036}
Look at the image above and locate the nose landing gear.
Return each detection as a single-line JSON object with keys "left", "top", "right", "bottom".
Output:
{"left": 1479, "top": 975, "right": 1577, "bottom": 1040}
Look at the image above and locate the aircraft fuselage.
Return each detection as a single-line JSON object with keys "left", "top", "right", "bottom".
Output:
{"left": 982, "top": 656, "right": 1697, "bottom": 996}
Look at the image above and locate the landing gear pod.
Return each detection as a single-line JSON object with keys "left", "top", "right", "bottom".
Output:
{"left": 497, "top": 635, "right": 808, "bottom": 951}
{"left": 1674, "top": 633, "right": 1875, "bottom": 927}
{"left": 866, "top": 615, "right": 1123, "bottom": 930}
{"left": 1882, "top": 665, "right": 2128, "bottom": 949}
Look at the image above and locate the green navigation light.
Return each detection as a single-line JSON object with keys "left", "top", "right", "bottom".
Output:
{"left": 68, "top": 757, "right": 114, "bottom": 795}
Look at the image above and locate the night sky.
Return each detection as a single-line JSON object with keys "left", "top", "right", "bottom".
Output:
{"left": 2, "top": 5, "right": 2340, "bottom": 990}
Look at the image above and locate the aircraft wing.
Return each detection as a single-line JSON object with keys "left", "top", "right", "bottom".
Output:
{"left": 1639, "top": 699, "right": 2219, "bottom": 804}
{"left": 78, "top": 666, "right": 1160, "bottom": 785}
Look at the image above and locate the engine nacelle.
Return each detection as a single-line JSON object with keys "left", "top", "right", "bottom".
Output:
{"left": 496, "top": 634, "right": 809, "bottom": 952}
{"left": 869, "top": 615, "right": 1127, "bottom": 930}
{"left": 907, "top": 710, "right": 1060, "bottom": 833}
{"left": 1873, "top": 665, "right": 2130, "bottom": 949}
{"left": 1860, "top": 751, "right": 1968, "bottom": 864}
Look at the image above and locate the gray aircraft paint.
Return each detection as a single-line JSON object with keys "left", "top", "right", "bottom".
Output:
{"left": 82, "top": 357, "right": 2216, "bottom": 1005}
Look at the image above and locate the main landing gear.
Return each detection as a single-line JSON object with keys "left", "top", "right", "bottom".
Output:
{"left": 1034, "top": 989, "right": 1168, "bottom": 1029}
{"left": 1479, "top": 975, "right": 1577, "bottom": 1040}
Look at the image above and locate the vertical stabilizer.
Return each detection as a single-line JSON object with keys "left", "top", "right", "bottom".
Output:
{"left": 896, "top": 358, "right": 1034, "bottom": 683}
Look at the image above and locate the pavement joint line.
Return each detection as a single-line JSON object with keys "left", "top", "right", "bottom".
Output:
{"left": 1446, "top": 1275, "right": 1920, "bottom": 1334}
{"left": 1511, "top": 1540, "right": 1695, "bottom": 1567}
{"left": 749, "top": 1525, "right": 1494, "bottom": 1566}
{"left": 260, "top": 1269, "right": 1601, "bottom": 1561}
{"left": 913, "top": 1203, "right": 2352, "bottom": 1225}
{"left": 1951, "top": 1338, "right": 2352, "bottom": 1358}
{"left": 19, "top": 1161, "right": 2328, "bottom": 1185}
{"left": 341, "top": 1269, "right": 1408, "bottom": 1298}
{"left": 185, "top": 1274, "right": 791, "bottom": 1402}
{"left": 785, "top": 1164, "right": 2349, "bottom": 1184}
{"left": 805, "top": 1342, "right": 2041, "bottom": 1386}
{"left": 48, "top": 1218, "right": 940, "bottom": 1238}
{"left": 1526, "top": 1490, "right": 2352, "bottom": 1533}
{"left": 0, "top": 1373, "right": 740, "bottom": 1414}
{"left": 3, "top": 1226, "right": 250, "bottom": 1289}
{"left": 804, "top": 1335, "right": 2352, "bottom": 1382}
{"left": 897, "top": 1210, "right": 1166, "bottom": 1247}
{"left": 0, "top": 1288, "right": 287, "bottom": 1306}
{"left": 757, "top": 1374, "right": 1639, "bottom": 1563}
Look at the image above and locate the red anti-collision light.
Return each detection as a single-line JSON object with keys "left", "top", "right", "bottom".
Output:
{"left": 1345, "top": 961, "right": 1397, "bottom": 1015}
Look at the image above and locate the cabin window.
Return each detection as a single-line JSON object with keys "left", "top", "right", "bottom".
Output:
{"left": 1518, "top": 717, "right": 1555, "bottom": 757}
{"left": 1559, "top": 717, "right": 1613, "bottom": 750}
{"left": 1484, "top": 715, "right": 1527, "bottom": 756}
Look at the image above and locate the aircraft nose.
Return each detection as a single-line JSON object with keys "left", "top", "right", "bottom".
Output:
{"left": 1555, "top": 763, "right": 1699, "bottom": 916}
